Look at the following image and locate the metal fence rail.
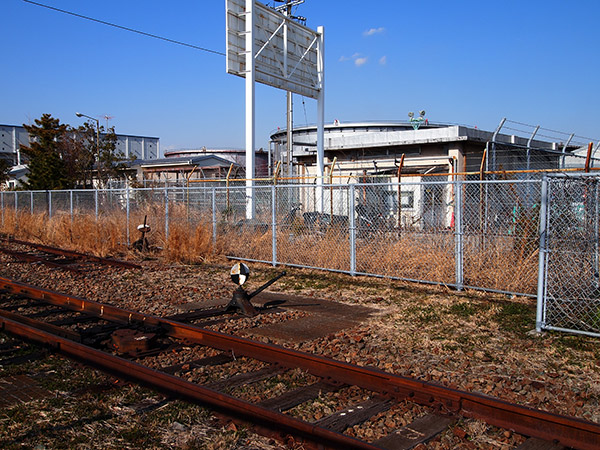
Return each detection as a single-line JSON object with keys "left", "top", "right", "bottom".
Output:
{"left": 2, "top": 176, "right": 599, "bottom": 337}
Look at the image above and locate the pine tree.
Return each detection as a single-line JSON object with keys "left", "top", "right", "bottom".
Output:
{"left": 62, "top": 122, "right": 97, "bottom": 188}
{"left": 20, "top": 114, "right": 72, "bottom": 190}
{"left": 0, "top": 158, "right": 10, "bottom": 185}
{"left": 96, "top": 126, "right": 129, "bottom": 188}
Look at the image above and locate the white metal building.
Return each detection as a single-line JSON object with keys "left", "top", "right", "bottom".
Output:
{"left": 0, "top": 124, "right": 160, "bottom": 165}
{"left": 269, "top": 120, "right": 568, "bottom": 180}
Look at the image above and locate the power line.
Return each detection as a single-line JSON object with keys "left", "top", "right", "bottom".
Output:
{"left": 22, "top": 0, "right": 226, "bottom": 57}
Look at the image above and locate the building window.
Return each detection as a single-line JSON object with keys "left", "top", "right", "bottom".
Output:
{"left": 400, "top": 191, "right": 414, "bottom": 208}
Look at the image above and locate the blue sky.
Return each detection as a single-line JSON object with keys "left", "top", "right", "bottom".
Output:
{"left": 2, "top": 0, "right": 599, "bottom": 154}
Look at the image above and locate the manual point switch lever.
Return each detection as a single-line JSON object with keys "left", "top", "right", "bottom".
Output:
{"left": 226, "top": 263, "right": 286, "bottom": 316}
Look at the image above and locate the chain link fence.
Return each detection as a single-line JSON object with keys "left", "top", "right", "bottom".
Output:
{"left": 2, "top": 176, "right": 599, "bottom": 337}
{"left": 538, "top": 175, "right": 600, "bottom": 337}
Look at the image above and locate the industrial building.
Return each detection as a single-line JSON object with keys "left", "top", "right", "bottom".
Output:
{"left": 269, "top": 120, "right": 577, "bottom": 181}
{"left": 134, "top": 147, "right": 270, "bottom": 185}
{"left": 1, "top": 123, "right": 160, "bottom": 189}
{"left": 269, "top": 120, "right": 587, "bottom": 229}
{"left": 133, "top": 153, "right": 242, "bottom": 185}
{"left": 0, "top": 124, "right": 160, "bottom": 165}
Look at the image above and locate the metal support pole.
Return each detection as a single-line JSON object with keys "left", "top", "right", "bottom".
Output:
{"left": 14, "top": 192, "right": 18, "bottom": 231}
{"left": 271, "top": 185, "right": 277, "bottom": 266}
{"left": 165, "top": 187, "right": 169, "bottom": 241}
{"left": 560, "top": 134, "right": 574, "bottom": 170}
{"left": 70, "top": 191, "right": 73, "bottom": 223}
{"left": 454, "top": 180, "right": 464, "bottom": 290}
{"left": 595, "top": 181, "right": 600, "bottom": 289}
{"left": 212, "top": 188, "right": 217, "bottom": 247}
{"left": 490, "top": 118, "right": 506, "bottom": 175}
{"left": 1, "top": 192, "right": 4, "bottom": 227}
{"left": 48, "top": 191, "right": 52, "bottom": 219}
{"left": 212, "top": 188, "right": 217, "bottom": 246}
{"left": 536, "top": 176, "right": 549, "bottom": 332}
{"left": 95, "top": 189, "right": 99, "bottom": 221}
{"left": 397, "top": 154, "right": 405, "bottom": 230}
{"left": 349, "top": 184, "right": 356, "bottom": 276}
{"left": 245, "top": 0, "right": 256, "bottom": 220}
{"left": 316, "top": 25, "right": 325, "bottom": 212}
{"left": 30, "top": 191, "right": 34, "bottom": 215}
{"left": 126, "top": 188, "right": 130, "bottom": 245}
{"left": 526, "top": 125, "right": 540, "bottom": 172}
{"left": 283, "top": 1, "right": 292, "bottom": 178}
{"left": 584, "top": 142, "right": 593, "bottom": 173}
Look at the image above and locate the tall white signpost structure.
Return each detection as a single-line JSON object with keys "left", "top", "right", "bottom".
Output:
{"left": 226, "top": 0, "right": 324, "bottom": 219}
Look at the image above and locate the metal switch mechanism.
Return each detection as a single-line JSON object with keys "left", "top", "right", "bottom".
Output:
{"left": 226, "top": 263, "right": 286, "bottom": 316}
{"left": 133, "top": 215, "right": 151, "bottom": 252}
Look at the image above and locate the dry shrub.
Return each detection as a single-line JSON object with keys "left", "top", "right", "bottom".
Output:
{"left": 0, "top": 210, "right": 126, "bottom": 258}
{"left": 0, "top": 209, "right": 538, "bottom": 294}
{"left": 277, "top": 230, "right": 350, "bottom": 271}
{"left": 0, "top": 210, "right": 27, "bottom": 238}
{"left": 164, "top": 221, "right": 215, "bottom": 264}
{"left": 220, "top": 227, "right": 273, "bottom": 263}
{"left": 464, "top": 245, "right": 538, "bottom": 293}
{"left": 366, "top": 234, "right": 455, "bottom": 282}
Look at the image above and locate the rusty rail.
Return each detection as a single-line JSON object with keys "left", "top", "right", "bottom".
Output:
{"left": 0, "top": 237, "right": 141, "bottom": 269}
{"left": 0, "top": 276, "right": 599, "bottom": 450}
{"left": 0, "top": 247, "right": 83, "bottom": 273}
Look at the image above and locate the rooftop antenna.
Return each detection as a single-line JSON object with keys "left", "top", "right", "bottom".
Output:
{"left": 408, "top": 110, "right": 426, "bottom": 130}
{"left": 273, "top": 0, "right": 306, "bottom": 24}
{"left": 273, "top": 1, "right": 306, "bottom": 177}
{"left": 103, "top": 115, "right": 114, "bottom": 129}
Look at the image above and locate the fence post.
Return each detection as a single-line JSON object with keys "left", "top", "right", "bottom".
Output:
{"left": 271, "top": 185, "right": 277, "bottom": 266}
{"left": 95, "top": 189, "right": 99, "bottom": 221}
{"left": 212, "top": 187, "right": 217, "bottom": 246}
{"left": 48, "top": 191, "right": 52, "bottom": 219}
{"left": 126, "top": 187, "right": 130, "bottom": 245}
{"left": 1, "top": 191, "right": 4, "bottom": 227}
{"left": 70, "top": 190, "right": 73, "bottom": 223}
{"left": 30, "top": 191, "right": 34, "bottom": 215}
{"left": 536, "top": 176, "right": 549, "bottom": 333}
{"left": 15, "top": 191, "right": 18, "bottom": 230}
{"left": 454, "top": 180, "right": 464, "bottom": 290}
{"left": 165, "top": 187, "right": 169, "bottom": 241}
{"left": 349, "top": 184, "right": 356, "bottom": 275}
{"left": 595, "top": 182, "right": 600, "bottom": 289}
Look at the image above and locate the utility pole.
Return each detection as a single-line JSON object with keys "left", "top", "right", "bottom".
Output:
{"left": 274, "top": 0, "right": 305, "bottom": 178}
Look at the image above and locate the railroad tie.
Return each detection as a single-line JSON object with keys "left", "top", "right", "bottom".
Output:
{"left": 313, "top": 396, "right": 393, "bottom": 433}
{"left": 258, "top": 380, "right": 343, "bottom": 412}
{"left": 515, "top": 437, "right": 566, "bottom": 450}
{"left": 373, "top": 413, "right": 455, "bottom": 450}
{"left": 160, "top": 353, "right": 235, "bottom": 375}
{"left": 205, "top": 364, "right": 286, "bottom": 391}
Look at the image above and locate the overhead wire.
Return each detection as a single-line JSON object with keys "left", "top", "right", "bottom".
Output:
{"left": 22, "top": 0, "right": 226, "bottom": 57}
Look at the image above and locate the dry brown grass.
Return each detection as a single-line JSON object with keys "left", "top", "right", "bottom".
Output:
{"left": 1, "top": 210, "right": 126, "bottom": 256}
{"left": 165, "top": 221, "right": 217, "bottom": 263}
{"left": 0, "top": 209, "right": 539, "bottom": 294}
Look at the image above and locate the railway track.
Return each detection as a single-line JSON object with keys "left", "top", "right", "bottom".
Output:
{"left": 0, "top": 276, "right": 598, "bottom": 450}
{"left": 0, "top": 236, "right": 141, "bottom": 272}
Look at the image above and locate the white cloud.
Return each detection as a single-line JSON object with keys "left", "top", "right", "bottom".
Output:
{"left": 379, "top": 55, "right": 387, "bottom": 65}
{"left": 354, "top": 57, "right": 368, "bottom": 67}
{"left": 339, "top": 53, "right": 368, "bottom": 67}
{"left": 364, "top": 27, "right": 385, "bottom": 36}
